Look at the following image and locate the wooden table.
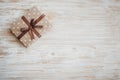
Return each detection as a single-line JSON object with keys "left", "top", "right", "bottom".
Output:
{"left": 0, "top": 0, "right": 120, "bottom": 80}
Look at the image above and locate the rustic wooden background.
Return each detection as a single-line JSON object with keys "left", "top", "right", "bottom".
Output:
{"left": 0, "top": 0, "right": 120, "bottom": 80}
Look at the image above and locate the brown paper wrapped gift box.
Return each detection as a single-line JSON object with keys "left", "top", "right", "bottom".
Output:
{"left": 10, "top": 7, "right": 51, "bottom": 47}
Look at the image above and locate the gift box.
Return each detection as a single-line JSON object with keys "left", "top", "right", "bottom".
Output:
{"left": 10, "top": 7, "right": 51, "bottom": 47}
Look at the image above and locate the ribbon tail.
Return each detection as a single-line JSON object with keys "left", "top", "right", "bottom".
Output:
{"left": 29, "top": 29, "right": 34, "bottom": 40}
{"left": 34, "top": 25, "right": 43, "bottom": 28}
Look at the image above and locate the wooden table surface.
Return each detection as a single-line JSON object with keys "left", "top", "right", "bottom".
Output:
{"left": 0, "top": 0, "right": 120, "bottom": 80}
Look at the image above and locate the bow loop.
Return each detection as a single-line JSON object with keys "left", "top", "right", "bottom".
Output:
{"left": 20, "top": 28, "right": 28, "bottom": 32}
{"left": 30, "top": 19, "right": 35, "bottom": 27}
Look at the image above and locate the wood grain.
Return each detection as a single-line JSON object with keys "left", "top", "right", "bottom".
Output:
{"left": 0, "top": 0, "right": 120, "bottom": 80}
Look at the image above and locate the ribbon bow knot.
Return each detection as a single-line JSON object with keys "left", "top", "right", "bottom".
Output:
{"left": 17, "top": 14, "right": 45, "bottom": 40}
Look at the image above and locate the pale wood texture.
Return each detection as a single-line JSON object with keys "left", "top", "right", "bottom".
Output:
{"left": 0, "top": 0, "right": 120, "bottom": 80}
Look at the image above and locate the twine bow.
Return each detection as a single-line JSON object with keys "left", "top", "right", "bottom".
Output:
{"left": 17, "top": 14, "right": 45, "bottom": 40}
